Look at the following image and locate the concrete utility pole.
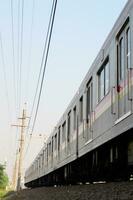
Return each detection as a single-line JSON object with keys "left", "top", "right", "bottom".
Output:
{"left": 12, "top": 106, "right": 28, "bottom": 190}
{"left": 17, "top": 108, "right": 26, "bottom": 190}
{"left": 12, "top": 150, "right": 19, "bottom": 190}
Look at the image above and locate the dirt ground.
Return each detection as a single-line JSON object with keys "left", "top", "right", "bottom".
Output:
{"left": 3, "top": 182, "right": 133, "bottom": 200}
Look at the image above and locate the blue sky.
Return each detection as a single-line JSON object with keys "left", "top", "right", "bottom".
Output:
{"left": 0, "top": 0, "right": 127, "bottom": 179}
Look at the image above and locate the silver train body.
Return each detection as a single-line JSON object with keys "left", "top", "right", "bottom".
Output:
{"left": 25, "top": 0, "right": 133, "bottom": 187}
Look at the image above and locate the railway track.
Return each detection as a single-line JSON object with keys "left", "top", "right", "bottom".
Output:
{"left": 4, "top": 182, "right": 133, "bottom": 200}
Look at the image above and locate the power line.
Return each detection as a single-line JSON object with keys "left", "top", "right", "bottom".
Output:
{"left": 19, "top": 0, "right": 24, "bottom": 116}
{"left": 31, "top": 0, "right": 57, "bottom": 134}
{"left": 25, "top": 0, "right": 57, "bottom": 156}
{"left": 11, "top": 0, "right": 17, "bottom": 118}
{"left": 11, "top": 0, "right": 21, "bottom": 165}
{"left": 26, "top": 0, "right": 56, "bottom": 135}
{"left": 17, "top": 0, "right": 21, "bottom": 117}
{"left": 25, "top": 0, "right": 35, "bottom": 101}
{"left": 32, "top": 0, "right": 57, "bottom": 132}
{"left": 0, "top": 33, "right": 11, "bottom": 124}
{"left": 25, "top": 0, "right": 58, "bottom": 156}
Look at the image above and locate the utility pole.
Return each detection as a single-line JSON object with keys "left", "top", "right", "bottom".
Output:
{"left": 12, "top": 106, "right": 28, "bottom": 190}
{"left": 17, "top": 108, "right": 26, "bottom": 190}
{"left": 12, "top": 150, "right": 19, "bottom": 190}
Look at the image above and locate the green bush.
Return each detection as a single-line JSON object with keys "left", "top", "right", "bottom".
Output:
{"left": 0, "top": 164, "right": 8, "bottom": 190}
{"left": 0, "top": 189, "right": 7, "bottom": 198}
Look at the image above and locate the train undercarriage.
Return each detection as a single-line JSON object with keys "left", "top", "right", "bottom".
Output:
{"left": 25, "top": 128, "right": 133, "bottom": 187}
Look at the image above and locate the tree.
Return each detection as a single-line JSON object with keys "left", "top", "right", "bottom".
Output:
{"left": 0, "top": 164, "right": 8, "bottom": 189}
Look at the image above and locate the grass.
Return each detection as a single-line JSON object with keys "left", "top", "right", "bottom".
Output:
{"left": 0, "top": 190, "right": 15, "bottom": 199}
{"left": 0, "top": 189, "right": 7, "bottom": 198}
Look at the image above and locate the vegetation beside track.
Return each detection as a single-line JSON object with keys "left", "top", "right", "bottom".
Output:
{"left": 0, "top": 164, "right": 9, "bottom": 199}
{"left": 0, "top": 189, "right": 6, "bottom": 198}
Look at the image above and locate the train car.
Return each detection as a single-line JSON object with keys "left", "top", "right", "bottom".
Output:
{"left": 25, "top": 0, "right": 133, "bottom": 187}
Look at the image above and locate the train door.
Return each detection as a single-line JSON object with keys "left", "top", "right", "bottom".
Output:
{"left": 86, "top": 78, "right": 93, "bottom": 141}
{"left": 117, "top": 21, "right": 132, "bottom": 119}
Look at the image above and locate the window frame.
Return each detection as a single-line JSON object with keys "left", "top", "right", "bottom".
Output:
{"left": 79, "top": 96, "right": 83, "bottom": 123}
{"left": 86, "top": 78, "right": 93, "bottom": 119}
{"left": 98, "top": 57, "right": 110, "bottom": 102}
{"left": 54, "top": 133, "right": 57, "bottom": 150}
{"left": 67, "top": 110, "right": 71, "bottom": 142}
{"left": 58, "top": 126, "right": 61, "bottom": 151}
{"left": 119, "top": 36, "right": 124, "bottom": 81}
{"left": 126, "top": 27, "right": 131, "bottom": 69}
{"left": 62, "top": 121, "right": 66, "bottom": 143}
{"left": 116, "top": 18, "right": 131, "bottom": 89}
{"left": 49, "top": 142, "right": 51, "bottom": 156}
{"left": 73, "top": 106, "right": 77, "bottom": 131}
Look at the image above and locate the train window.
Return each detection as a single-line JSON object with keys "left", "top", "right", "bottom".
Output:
{"left": 41, "top": 155, "right": 42, "bottom": 167}
{"left": 55, "top": 133, "right": 57, "bottom": 150}
{"left": 36, "top": 160, "right": 38, "bottom": 170}
{"left": 119, "top": 37, "right": 124, "bottom": 80}
{"left": 62, "top": 121, "right": 66, "bottom": 142}
{"left": 41, "top": 155, "right": 43, "bottom": 167}
{"left": 105, "top": 61, "right": 110, "bottom": 95}
{"left": 49, "top": 142, "right": 51, "bottom": 156}
{"left": 73, "top": 106, "right": 76, "bottom": 130}
{"left": 39, "top": 157, "right": 41, "bottom": 168}
{"left": 37, "top": 160, "right": 38, "bottom": 170}
{"left": 35, "top": 161, "right": 37, "bottom": 170}
{"left": 79, "top": 96, "right": 83, "bottom": 123}
{"left": 47, "top": 145, "right": 48, "bottom": 163}
{"left": 42, "top": 150, "right": 44, "bottom": 165}
{"left": 98, "top": 58, "right": 109, "bottom": 101}
{"left": 67, "top": 111, "right": 71, "bottom": 142}
{"left": 47, "top": 144, "right": 49, "bottom": 157}
{"left": 99, "top": 70, "right": 104, "bottom": 100}
{"left": 126, "top": 28, "right": 131, "bottom": 68}
{"left": 86, "top": 79, "right": 93, "bottom": 119}
{"left": 52, "top": 137, "right": 53, "bottom": 154}
{"left": 58, "top": 126, "right": 61, "bottom": 151}
{"left": 44, "top": 150, "right": 45, "bottom": 165}
{"left": 44, "top": 150, "right": 46, "bottom": 165}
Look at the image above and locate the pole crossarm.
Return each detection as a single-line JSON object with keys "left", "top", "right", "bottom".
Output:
{"left": 12, "top": 124, "right": 27, "bottom": 128}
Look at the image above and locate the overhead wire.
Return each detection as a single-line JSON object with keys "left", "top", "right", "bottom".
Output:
{"left": 25, "top": 0, "right": 58, "bottom": 157}
{"left": 0, "top": 33, "right": 12, "bottom": 125}
{"left": 25, "top": 0, "right": 56, "bottom": 156}
{"left": 19, "top": 0, "right": 24, "bottom": 116}
{"left": 13, "top": 0, "right": 24, "bottom": 167}
{"left": 26, "top": 0, "right": 56, "bottom": 136}
{"left": 14, "top": 0, "right": 23, "bottom": 158}
{"left": 31, "top": 0, "right": 57, "bottom": 134}
{"left": 11, "top": 0, "right": 19, "bottom": 156}
{"left": 11, "top": 0, "right": 17, "bottom": 116}
{"left": 17, "top": 0, "right": 20, "bottom": 117}
{"left": 25, "top": 0, "right": 35, "bottom": 102}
